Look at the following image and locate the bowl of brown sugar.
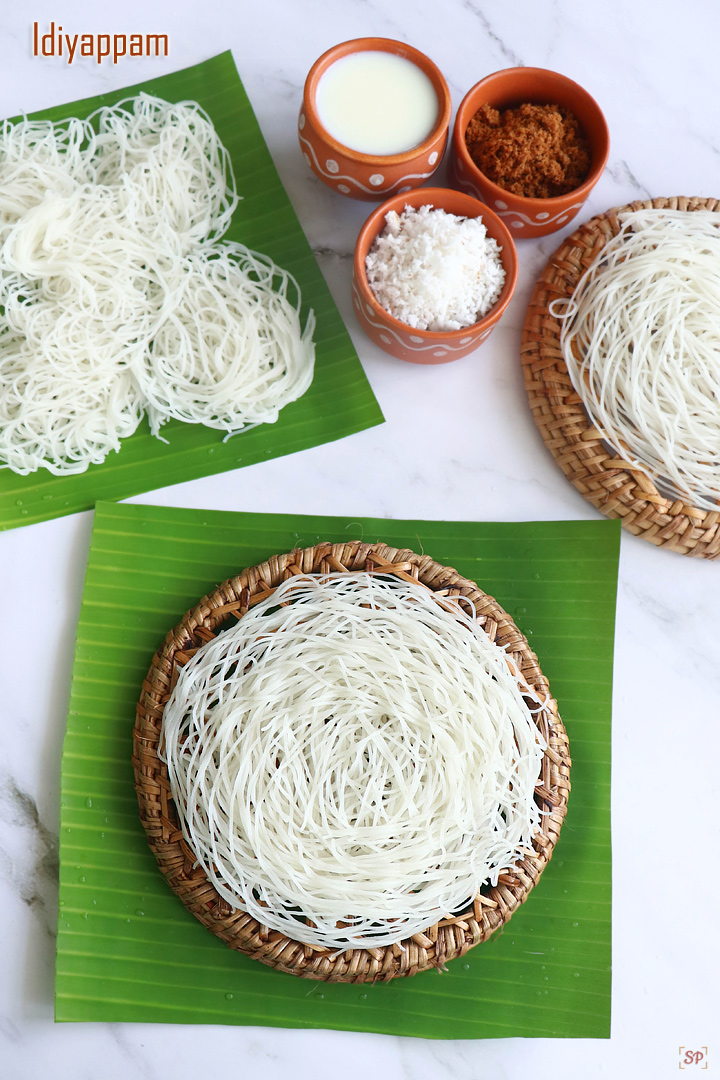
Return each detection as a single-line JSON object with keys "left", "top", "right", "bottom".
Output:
{"left": 451, "top": 67, "right": 609, "bottom": 238}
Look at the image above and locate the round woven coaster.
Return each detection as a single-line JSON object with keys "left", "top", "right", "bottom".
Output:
{"left": 133, "top": 540, "right": 570, "bottom": 982}
{"left": 521, "top": 195, "right": 720, "bottom": 559}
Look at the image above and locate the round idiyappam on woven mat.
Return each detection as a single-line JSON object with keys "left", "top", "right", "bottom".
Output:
{"left": 521, "top": 196, "right": 720, "bottom": 560}
{"left": 133, "top": 541, "right": 570, "bottom": 983}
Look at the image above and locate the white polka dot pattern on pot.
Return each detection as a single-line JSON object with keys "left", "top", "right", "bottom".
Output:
{"left": 452, "top": 189, "right": 587, "bottom": 231}
{"left": 299, "top": 132, "right": 440, "bottom": 194}
{"left": 351, "top": 283, "right": 495, "bottom": 357}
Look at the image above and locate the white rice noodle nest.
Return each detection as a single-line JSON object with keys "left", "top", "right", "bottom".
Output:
{"left": 161, "top": 572, "right": 547, "bottom": 950}
{"left": 137, "top": 243, "right": 316, "bottom": 438}
{"left": 0, "top": 115, "right": 92, "bottom": 246}
{"left": 555, "top": 208, "right": 720, "bottom": 511}
{"left": 0, "top": 94, "right": 315, "bottom": 475}
{"left": 84, "top": 95, "right": 238, "bottom": 252}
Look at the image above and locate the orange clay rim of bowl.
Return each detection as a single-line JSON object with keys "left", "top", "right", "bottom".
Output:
{"left": 303, "top": 38, "right": 452, "bottom": 165}
{"left": 354, "top": 186, "right": 519, "bottom": 342}
{"left": 453, "top": 66, "right": 610, "bottom": 209}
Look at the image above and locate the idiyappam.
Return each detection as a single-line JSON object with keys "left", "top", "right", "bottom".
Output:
{"left": 0, "top": 94, "right": 315, "bottom": 475}
{"left": 161, "top": 571, "right": 547, "bottom": 950}
{"left": 554, "top": 208, "right": 720, "bottom": 510}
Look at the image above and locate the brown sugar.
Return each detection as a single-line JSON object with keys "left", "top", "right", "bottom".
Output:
{"left": 464, "top": 102, "right": 591, "bottom": 199}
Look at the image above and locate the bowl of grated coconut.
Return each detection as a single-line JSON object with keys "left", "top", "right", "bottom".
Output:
{"left": 353, "top": 187, "right": 518, "bottom": 363}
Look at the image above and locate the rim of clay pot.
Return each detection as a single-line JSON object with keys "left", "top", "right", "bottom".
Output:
{"left": 453, "top": 66, "right": 610, "bottom": 209}
{"left": 303, "top": 37, "right": 452, "bottom": 165}
{"left": 353, "top": 186, "right": 518, "bottom": 342}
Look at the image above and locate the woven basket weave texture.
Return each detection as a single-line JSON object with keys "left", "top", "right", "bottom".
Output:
{"left": 133, "top": 541, "right": 570, "bottom": 982}
{"left": 522, "top": 195, "right": 720, "bottom": 560}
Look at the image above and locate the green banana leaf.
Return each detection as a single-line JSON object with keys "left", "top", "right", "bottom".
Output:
{"left": 0, "top": 53, "right": 383, "bottom": 531}
{"left": 56, "top": 502, "right": 618, "bottom": 1038}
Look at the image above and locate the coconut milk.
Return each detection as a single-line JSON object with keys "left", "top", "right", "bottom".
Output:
{"left": 315, "top": 51, "right": 439, "bottom": 156}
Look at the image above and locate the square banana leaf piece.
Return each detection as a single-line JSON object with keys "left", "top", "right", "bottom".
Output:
{"left": 0, "top": 53, "right": 383, "bottom": 531}
{"left": 56, "top": 503, "right": 618, "bottom": 1038}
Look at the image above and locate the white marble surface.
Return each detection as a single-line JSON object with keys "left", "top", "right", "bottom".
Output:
{"left": 1, "top": 0, "right": 719, "bottom": 1076}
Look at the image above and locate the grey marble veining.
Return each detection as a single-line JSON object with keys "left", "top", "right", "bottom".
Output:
{"left": 0, "top": 777, "right": 59, "bottom": 934}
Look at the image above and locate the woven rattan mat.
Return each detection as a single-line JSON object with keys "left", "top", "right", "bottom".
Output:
{"left": 134, "top": 540, "right": 570, "bottom": 983}
{"left": 521, "top": 195, "right": 720, "bottom": 560}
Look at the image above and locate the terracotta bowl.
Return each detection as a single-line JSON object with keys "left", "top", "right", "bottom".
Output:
{"left": 299, "top": 38, "right": 451, "bottom": 201}
{"left": 352, "top": 187, "right": 518, "bottom": 364}
{"left": 451, "top": 67, "right": 610, "bottom": 238}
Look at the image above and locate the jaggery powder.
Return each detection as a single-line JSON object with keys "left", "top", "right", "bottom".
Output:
{"left": 464, "top": 102, "right": 591, "bottom": 199}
